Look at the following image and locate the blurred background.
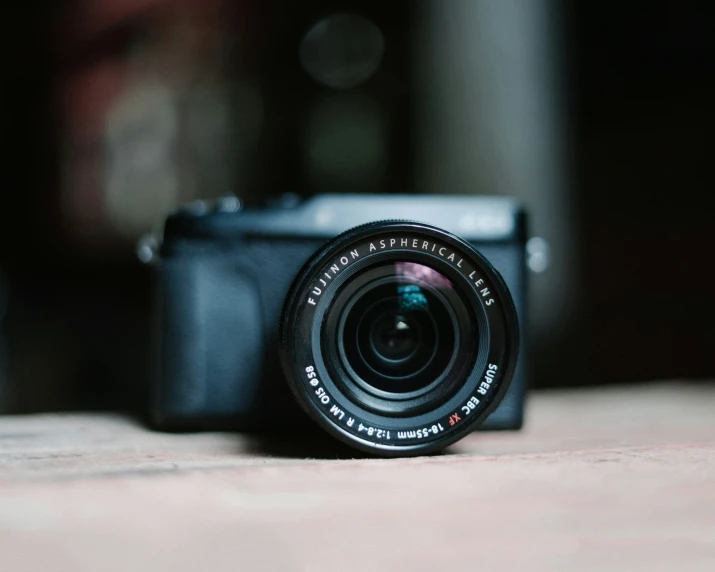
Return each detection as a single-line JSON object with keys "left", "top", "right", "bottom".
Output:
{"left": 0, "top": 0, "right": 713, "bottom": 414}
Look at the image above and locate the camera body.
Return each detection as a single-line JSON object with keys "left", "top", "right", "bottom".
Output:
{"left": 153, "top": 194, "right": 528, "bottom": 432}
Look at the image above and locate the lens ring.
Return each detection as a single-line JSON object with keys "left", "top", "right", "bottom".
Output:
{"left": 280, "top": 222, "right": 520, "bottom": 457}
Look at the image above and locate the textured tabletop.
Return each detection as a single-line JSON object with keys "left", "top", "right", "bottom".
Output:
{"left": 1, "top": 382, "right": 714, "bottom": 571}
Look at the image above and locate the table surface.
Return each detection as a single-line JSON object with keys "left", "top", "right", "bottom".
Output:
{"left": 0, "top": 382, "right": 714, "bottom": 572}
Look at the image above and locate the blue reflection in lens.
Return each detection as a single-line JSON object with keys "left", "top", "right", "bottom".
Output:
{"left": 396, "top": 284, "right": 428, "bottom": 311}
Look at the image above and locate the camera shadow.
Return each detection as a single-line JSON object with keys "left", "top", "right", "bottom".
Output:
{"left": 244, "top": 428, "right": 375, "bottom": 460}
{"left": 243, "top": 427, "right": 456, "bottom": 461}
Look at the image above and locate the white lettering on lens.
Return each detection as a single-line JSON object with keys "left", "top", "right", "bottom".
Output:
{"left": 308, "top": 298, "right": 316, "bottom": 306}
{"left": 380, "top": 239, "right": 386, "bottom": 248}
{"left": 315, "top": 386, "right": 330, "bottom": 405}
{"left": 461, "top": 396, "right": 480, "bottom": 415}
{"left": 447, "top": 253, "right": 455, "bottom": 262}
{"left": 412, "top": 239, "right": 419, "bottom": 247}
{"left": 370, "top": 242, "right": 377, "bottom": 252}
{"left": 329, "top": 404, "right": 345, "bottom": 420}
{"left": 457, "top": 258, "right": 463, "bottom": 268}
{"left": 390, "top": 239, "right": 396, "bottom": 247}
{"left": 422, "top": 241, "right": 430, "bottom": 250}
{"left": 401, "top": 238, "right": 408, "bottom": 246}
{"left": 305, "top": 368, "right": 319, "bottom": 387}
{"left": 350, "top": 249, "right": 359, "bottom": 259}
{"left": 439, "top": 247, "right": 447, "bottom": 256}
{"left": 396, "top": 424, "right": 444, "bottom": 440}
{"left": 340, "top": 256, "right": 348, "bottom": 265}
{"left": 330, "top": 264, "right": 340, "bottom": 274}
{"left": 477, "top": 364, "right": 498, "bottom": 395}
{"left": 312, "top": 287, "right": 322, "bottom": 296}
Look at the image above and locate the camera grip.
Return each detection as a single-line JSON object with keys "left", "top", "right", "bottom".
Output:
{"left": 153, "top": 255, "right": 264, "bottom": 427}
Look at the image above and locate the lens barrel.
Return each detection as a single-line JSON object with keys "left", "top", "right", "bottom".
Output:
{"left": 280, "top": 222, "right": 519, "bottom": 456}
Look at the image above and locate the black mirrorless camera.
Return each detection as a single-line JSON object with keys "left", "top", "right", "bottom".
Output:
{"left": 151, "top": 194, "right": 528, "bottom": 456}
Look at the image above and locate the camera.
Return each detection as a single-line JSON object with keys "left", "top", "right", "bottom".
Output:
{"left": 151, "top": 193, "right": 528, "bottom": 456}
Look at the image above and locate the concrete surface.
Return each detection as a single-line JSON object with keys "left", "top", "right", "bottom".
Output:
{"left": 0, "top": 382, "right": 714, "bottom": 571}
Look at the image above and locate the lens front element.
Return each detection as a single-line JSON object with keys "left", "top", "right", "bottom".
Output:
{"left": 332, "top": 264, "right": 473, "bottom": 402}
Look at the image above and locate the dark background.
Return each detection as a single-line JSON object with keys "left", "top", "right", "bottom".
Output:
{"left": 0, "top": 0, "right": 713, "bottom": 413}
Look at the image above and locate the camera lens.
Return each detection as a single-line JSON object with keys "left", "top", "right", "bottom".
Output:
{"left": 280, "top": 222, "right": 519, "bottom": 457}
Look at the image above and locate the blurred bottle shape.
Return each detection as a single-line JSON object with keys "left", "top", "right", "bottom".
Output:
{"left": 413, "top": 0, "right": 578, "bottom": 382}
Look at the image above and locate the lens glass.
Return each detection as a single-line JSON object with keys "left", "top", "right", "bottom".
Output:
{"left": 369, "top": 307, "right": 422, "bottom": 362}
{"left": 338, "top": 262, "right": 463, "bottom": 396}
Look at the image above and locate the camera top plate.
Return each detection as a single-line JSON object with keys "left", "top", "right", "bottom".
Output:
{"left": 162, "top": 193, "right": 525, "bottom": 245}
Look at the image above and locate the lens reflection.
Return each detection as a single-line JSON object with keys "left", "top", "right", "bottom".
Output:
{"left": 340, "top": 263, "right": 458, "bottom": 395}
